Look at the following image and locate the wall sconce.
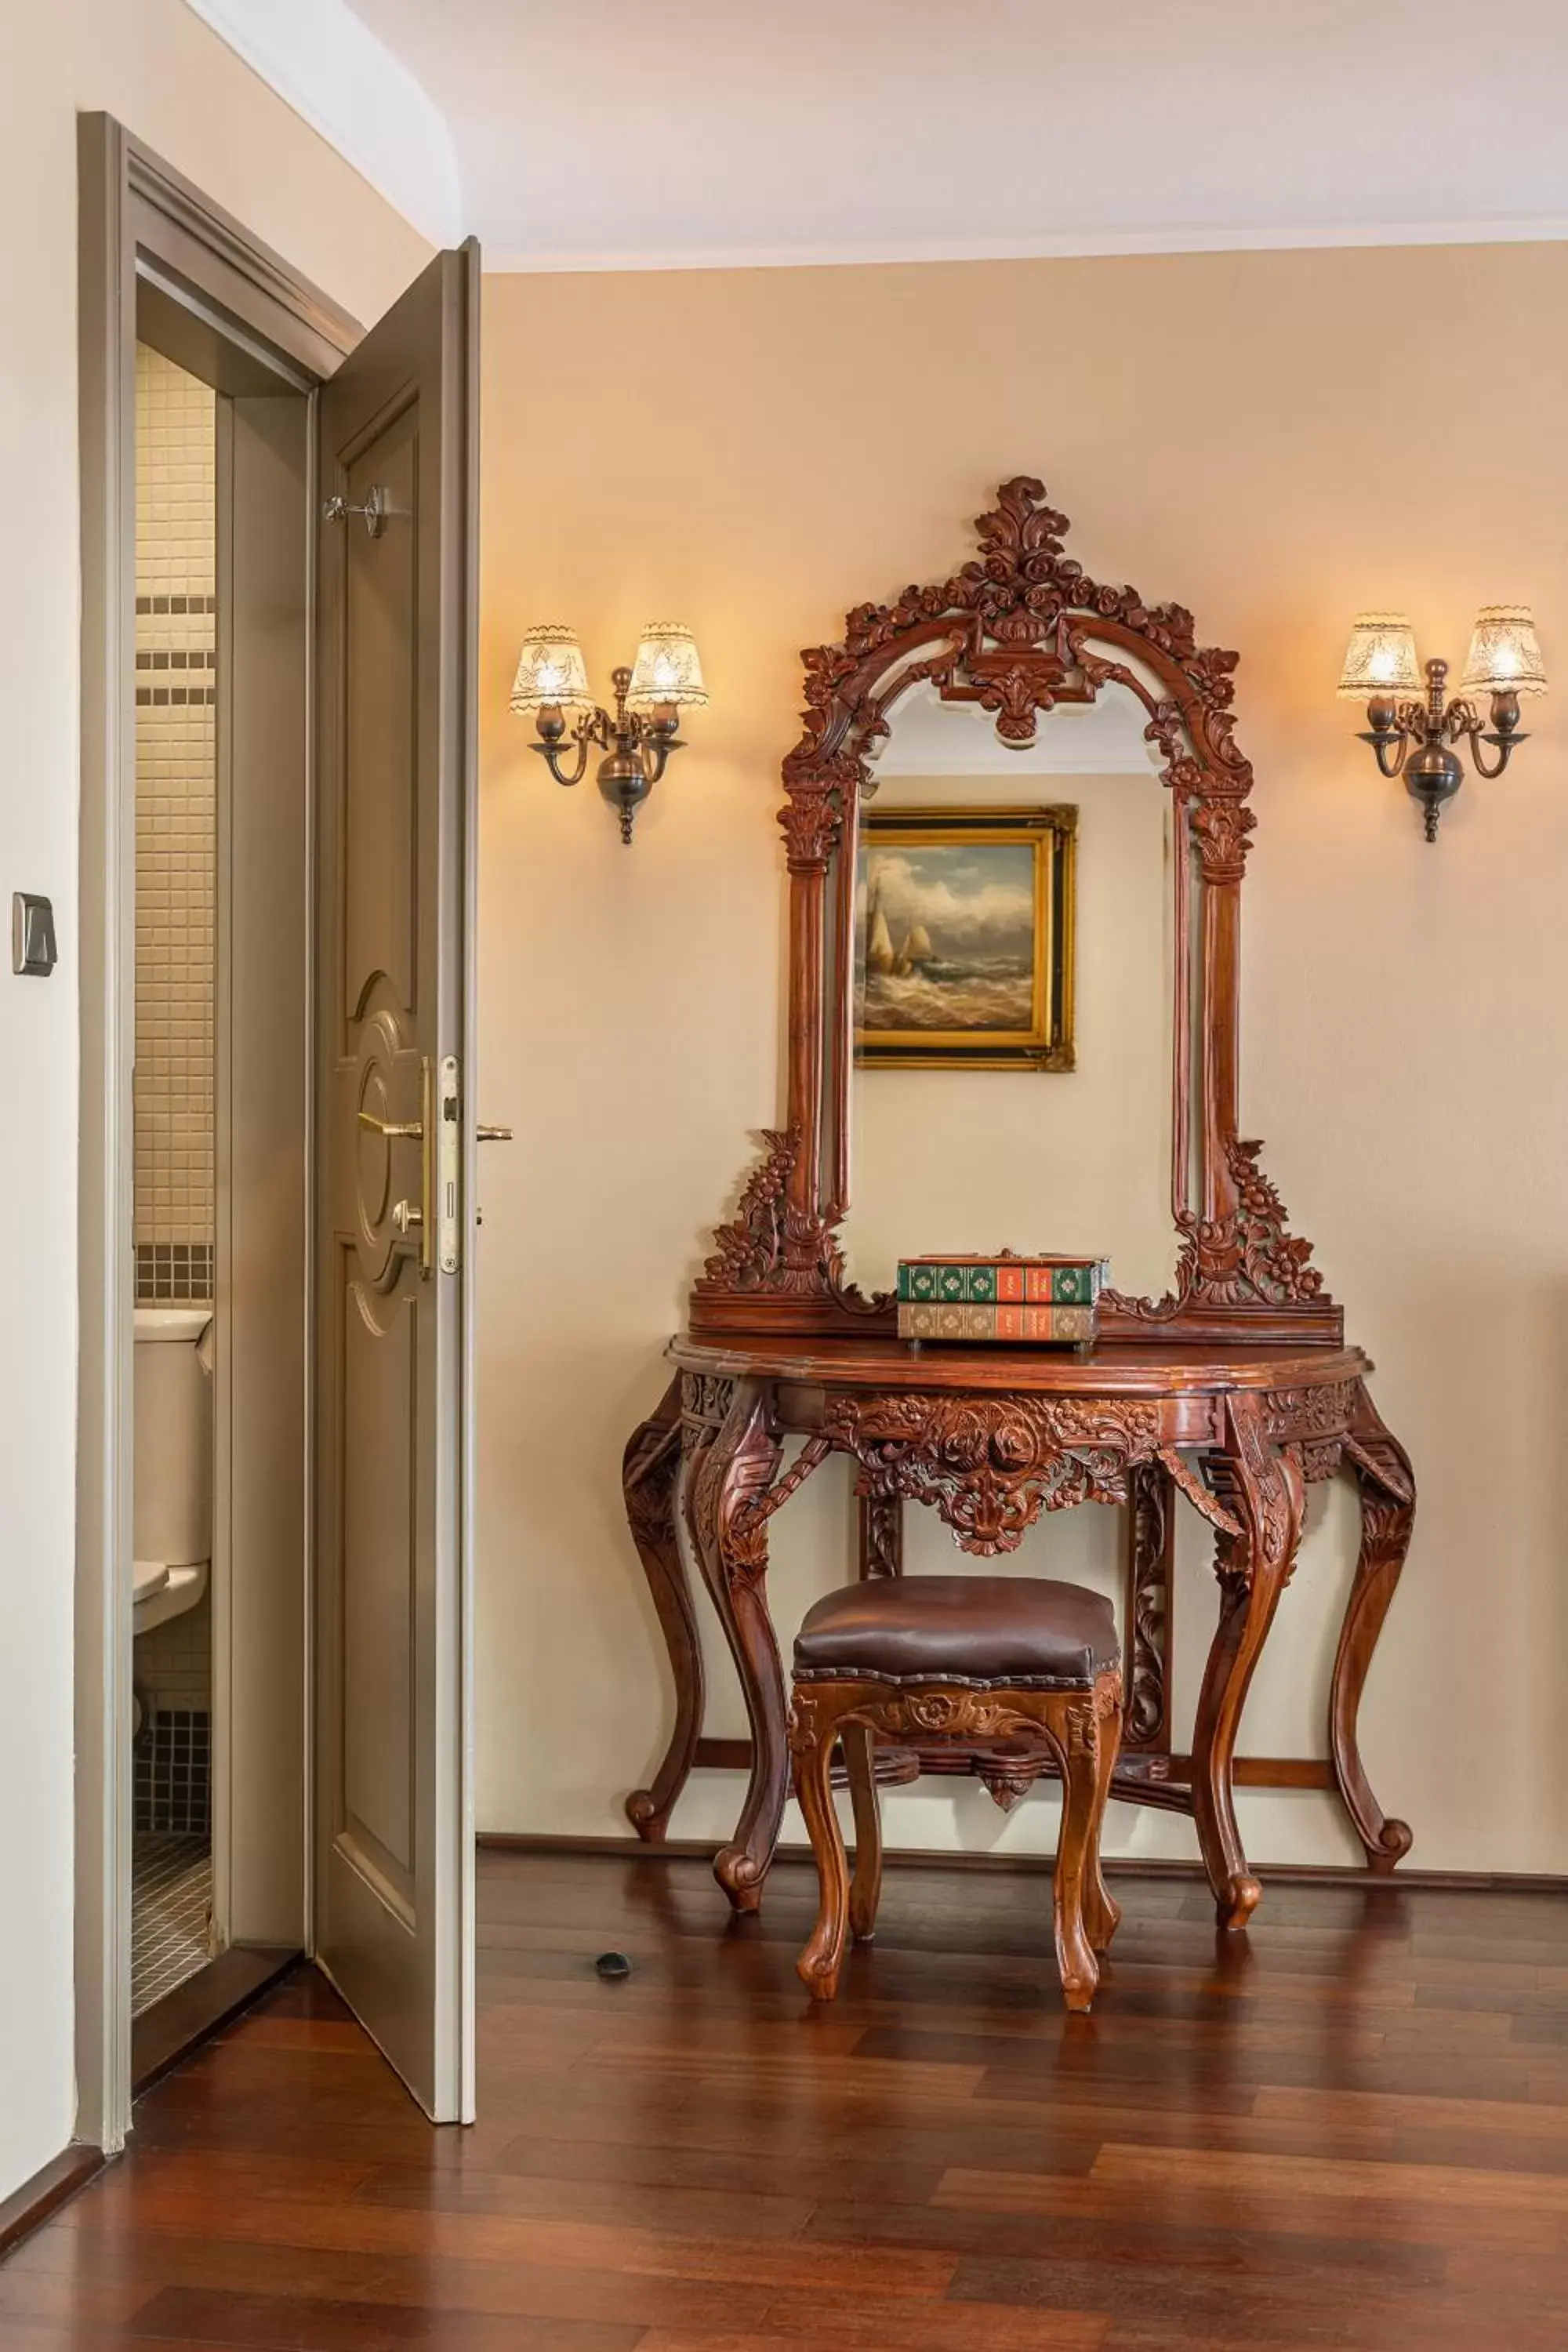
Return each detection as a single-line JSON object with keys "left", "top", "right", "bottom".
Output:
{"left": 1339, "top": 608, "right": 1547, "bottom": 840}
{"left": 510, "top": 622, "right": 707, "bottom": 844}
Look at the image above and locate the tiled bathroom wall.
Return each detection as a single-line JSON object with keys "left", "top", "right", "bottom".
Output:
{"left": 133, "top": 1595, "right": 212, "bottom": 1837}
{"left": 134, "top": 347, "right": 216, "bottom": 1804}
{"left": 135, "top": 1598, "right": 212, "bottom": 1720}
{"left": 134, "top": 346, "right": 216, "bottom": 1306}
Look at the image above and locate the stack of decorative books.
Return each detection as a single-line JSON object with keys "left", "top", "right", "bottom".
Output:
{"left": 895, "top": 1254, "right": 1110, "bottom": 1346}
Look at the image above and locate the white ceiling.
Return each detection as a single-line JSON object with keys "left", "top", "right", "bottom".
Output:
{"left": 189, "top": 0, "right": 1568, "bottom": 268}
{"left": 183, "top": 0, "right": 461, "bottom": 243}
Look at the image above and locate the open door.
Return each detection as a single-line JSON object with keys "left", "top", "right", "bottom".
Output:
{"left": 313, "top": 244, "right": 478, "bottom": 2121}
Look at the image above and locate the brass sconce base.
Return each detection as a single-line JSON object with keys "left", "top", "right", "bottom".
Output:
{"left": 1357, "top": 660, "right": 1529, "bottom": 844}
{"left": 1402, "top": 740, "right": 1465, "bottom": 843}
{"left": 532, "top": 669, "right": 684, "bottom": 844}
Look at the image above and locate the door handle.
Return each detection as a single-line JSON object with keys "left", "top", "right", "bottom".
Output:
{"left": 474, "top": 1123, "right": 511, "bottom": 1241}
{"left": 323, "top": 485, "right": 390, "bottom": 539}
{"left": 376, "top": 1060, "right": 434, "bottom": 1278}
{"left": 368, "top": 1071, "right": 492, "bottom": 1276}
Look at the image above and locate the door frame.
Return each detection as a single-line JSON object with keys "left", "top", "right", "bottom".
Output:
{"left": 74, "top": 115, "right": 361, "bottom": 2151}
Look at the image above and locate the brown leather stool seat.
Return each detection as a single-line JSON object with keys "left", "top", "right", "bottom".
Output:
{"left": 794, "top": 1574, "right": 1120, "bottom": 1690}
{"left": 789, "top": 1573, "right": 1125, "bottom": 2013}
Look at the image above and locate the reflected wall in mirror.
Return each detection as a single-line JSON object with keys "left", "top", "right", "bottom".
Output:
{"left": 844, "top": 683, "right": 1179, "bottom": 1305}
{"left": 691, "top": 477, "right": 1340, "bottom": 1347}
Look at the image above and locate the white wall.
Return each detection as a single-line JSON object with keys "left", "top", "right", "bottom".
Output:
{"left": 0, "top": 0, "right": 427, "bottom": 2204}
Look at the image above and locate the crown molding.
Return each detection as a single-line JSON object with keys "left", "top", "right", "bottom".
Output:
{"left": 180, "top": 0, "right": 461, "bottom": 245}
{"left": 485, "top": 215, "right": 1568, "bottom": 277}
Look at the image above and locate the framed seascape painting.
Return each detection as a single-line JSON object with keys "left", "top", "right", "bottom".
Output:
{"left": 854, "top": 804, "right": 1076, "bottom": 1070}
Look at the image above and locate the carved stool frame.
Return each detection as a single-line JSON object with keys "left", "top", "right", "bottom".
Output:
{"left": 789, "top": 1668, "right": 1125, "bottom": 2008}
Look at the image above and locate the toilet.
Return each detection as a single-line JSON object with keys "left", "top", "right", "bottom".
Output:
{"left": 133, "top": 1305, "right": 214, "bottom": 1635}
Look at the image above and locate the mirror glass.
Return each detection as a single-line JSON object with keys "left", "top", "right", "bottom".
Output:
{"left": 842, "top": 677, "right": 1182, "bottom": 1306}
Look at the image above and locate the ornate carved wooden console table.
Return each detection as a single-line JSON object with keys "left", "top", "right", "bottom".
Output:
{"left": 623, "top": 1336, "right": 1414, "bottom": 1929}
{"left": 621, "top": 478, "right": 1417, "bottom": 1927}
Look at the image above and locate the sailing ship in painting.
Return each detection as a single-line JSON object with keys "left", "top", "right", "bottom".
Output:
{"left": 858, "top": 844, "right": 1037, "bottom": 1036}
{"left": 865, "top": 884, "right": 934, "bottom": 981}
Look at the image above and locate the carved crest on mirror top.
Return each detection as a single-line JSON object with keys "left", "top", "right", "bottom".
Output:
{"left": 690, "top": 477, "right": 1341, "bottom": 1348}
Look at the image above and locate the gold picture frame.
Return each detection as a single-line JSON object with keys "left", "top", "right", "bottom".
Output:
{"left": 855, "top": 804, "right": 1076, "bottom": 1070}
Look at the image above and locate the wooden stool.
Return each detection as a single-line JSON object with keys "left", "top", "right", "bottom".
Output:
{"left": 787, "top": 1576, "right": 1124, "bottom": 2009}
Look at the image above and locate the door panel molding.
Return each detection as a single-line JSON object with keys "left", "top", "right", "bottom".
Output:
{"left": 313, "top": 244, "right": 479, "bottom": 2123}
{"left": 339, "top": 1276, "right": 417, "bottom": 1882}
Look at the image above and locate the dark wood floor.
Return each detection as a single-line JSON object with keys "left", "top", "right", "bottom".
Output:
{"left": 6, "top": 1850, "right": 1568, "bottom": 2349}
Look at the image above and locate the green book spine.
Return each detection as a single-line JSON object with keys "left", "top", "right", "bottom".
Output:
{"left": 899, "top": 1258, "right": 1109, "bottom": 1305}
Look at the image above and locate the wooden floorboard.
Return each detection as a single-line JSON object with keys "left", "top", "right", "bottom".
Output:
{"left": 132, "top": 1944, "right": 303, "bottom": 2097}
{"left": 5, "top": 1853, "right": 1568, "bottom": 2347}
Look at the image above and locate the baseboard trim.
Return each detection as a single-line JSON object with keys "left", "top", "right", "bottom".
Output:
{"left": 477, "top": 1829, "right": 1568, "bottom": 1896}
{"left": 0, "top": 2143, "right": 105, "bottom": 2263}
{"left": 132, "top": 1945, "right": 302, "bottom": 2100}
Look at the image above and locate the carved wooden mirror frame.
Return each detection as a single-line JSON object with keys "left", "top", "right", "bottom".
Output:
{"left": 690, "top": 478, "right": 1341, "bottom": 1348}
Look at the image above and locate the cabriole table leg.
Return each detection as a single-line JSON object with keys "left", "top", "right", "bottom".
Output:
{"left": 622, "top": 1376, "right": 704, "bottom": 1842}
{"left": 1190, "top": 1391, "right": 1306, "bottom": 1929}
{"left": 1330, "top": 1379, "right": 1416, "bottom": 1872}
{"left": 684, "top": 1377, "right": 786, "bottom": 1915}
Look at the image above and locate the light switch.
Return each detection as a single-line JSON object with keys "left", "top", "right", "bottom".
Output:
{"left": 13, "top": 893, "right": 57, "bottom": 977}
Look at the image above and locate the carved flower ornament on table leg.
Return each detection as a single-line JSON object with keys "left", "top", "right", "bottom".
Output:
{"left": 1189, "top": 1390, "right": 1308, "bottom": 1928}
{"left": 680, "top": 1377, "right": 840, "bottom": 1913}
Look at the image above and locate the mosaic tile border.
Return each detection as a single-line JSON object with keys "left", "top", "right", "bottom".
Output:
{"left": 135, "top": 1242, "right": 213, "bottom": 1304}
{"left": 133, "top": 1709, "right": 212, "bottom": 1837}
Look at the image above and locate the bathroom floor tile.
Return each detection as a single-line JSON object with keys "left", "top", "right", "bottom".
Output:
{"left": 132, "top": 1833, "right": 213, "bottom": 2018}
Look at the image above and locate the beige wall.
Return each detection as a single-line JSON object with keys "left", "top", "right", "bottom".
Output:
{"left": 1, "top": 1, "right": 428, "bottom": 2201}
{"left": 477, "top": 241, "right": 1568, "bottom": 1880}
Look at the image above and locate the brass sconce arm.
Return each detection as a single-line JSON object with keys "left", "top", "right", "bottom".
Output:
{"left": 1357, "top": 697, "right": 1428, "bottom": 779}
{"left": 1450, "top": 688, "right": 1526, "bottom": 781}
{"left": 530, "top": 701, "right": 608, "bottom": 791}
